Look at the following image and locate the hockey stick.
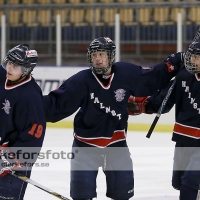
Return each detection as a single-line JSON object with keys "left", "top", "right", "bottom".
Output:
{"left": 146, "top": 26, "right": 200, "bottom": 138}
{"left": 197, "top": 184, "right": 200, "bottom": 200}
{"left": 9, "top": 171, "right": 71, "bottom": 200}
{"left": 146, "top": 78, "right": 176, "bottom": 138}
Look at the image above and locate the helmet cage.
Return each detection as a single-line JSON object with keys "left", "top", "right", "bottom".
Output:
{"left": 87, "top": 49, "right": 115, "bottom": 74}
{"left": 184, "top": 41, "right": 200, "bottom": 74}
{"left": 184, "top": 51, "right": 197, "bottom": 74}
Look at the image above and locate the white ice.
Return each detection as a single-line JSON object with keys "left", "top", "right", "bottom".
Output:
{"left": 24, "top": 128, "right": 179, "bottom": 200}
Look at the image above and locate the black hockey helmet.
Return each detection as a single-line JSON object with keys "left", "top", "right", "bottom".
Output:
{"left": 2, "top": 44, "right": 38, "bottom": 75}
{"left": 87, "top": 37, "right": 116, "bottom": 74}
{"left": 184, "top": 40, "right": 200, "bottom": 74}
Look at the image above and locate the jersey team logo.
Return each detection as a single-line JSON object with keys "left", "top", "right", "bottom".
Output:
{"left": 114, "top": 89, "right": 126, "bottom": 102}
{"left": 2, "top": 99, "right": 11, "bottom": 114}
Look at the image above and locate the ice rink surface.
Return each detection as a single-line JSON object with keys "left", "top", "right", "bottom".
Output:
{"left": 24, "top": 127, "right": 179, "bottom": 200}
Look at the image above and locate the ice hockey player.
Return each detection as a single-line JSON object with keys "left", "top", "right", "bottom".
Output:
{"left": 43, "top": 37, "right": 183, "bottom": 200}
{"left": 0, "top": 44, "right": 46, "bottom": 200}
{"left": 128, "top": 40, "right": 200, "bottom": 200}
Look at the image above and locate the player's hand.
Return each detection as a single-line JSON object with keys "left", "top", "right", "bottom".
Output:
{"left": 128, "top": 96, "right": 149, "bottom": 115}
{"left": 0, "top": 142, "right": 24, "bottom": 177}
{"left": 165, "top": 52, "right": 185, "bottom": 70}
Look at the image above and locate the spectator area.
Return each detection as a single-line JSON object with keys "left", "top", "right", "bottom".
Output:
{"left": 0, "top": 0, "right": 199, "bottom": 61}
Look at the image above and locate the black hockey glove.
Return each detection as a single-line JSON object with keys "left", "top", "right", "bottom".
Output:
{"left": 0, "top": 142, "right": 24, "bottom": 177}
{"left": 165, "top": 52, "right": 185, "bottom": 70}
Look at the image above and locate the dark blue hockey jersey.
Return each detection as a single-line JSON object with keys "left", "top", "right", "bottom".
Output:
{"left": 146, "top": 67, "right": 200, "bottom": 146}
{"left": 0, "top": 65, "right": 46, "bottom": 149}
{"left": 44, "top": 62, "right": 177, "bottom": 147}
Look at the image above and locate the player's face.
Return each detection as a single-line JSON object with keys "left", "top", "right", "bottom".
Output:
{"left": 6, "top": 61, "right": 23, "bottom": 81}
{"left": 190, "top": 54, "right": 200, "bottom": 72}
{"left": 91, "top": 51, "right": 109, "bottom": 71}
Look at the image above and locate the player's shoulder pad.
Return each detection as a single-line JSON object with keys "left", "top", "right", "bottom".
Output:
{"left": 114, "top": 62, "right": 141, "bottom": 73}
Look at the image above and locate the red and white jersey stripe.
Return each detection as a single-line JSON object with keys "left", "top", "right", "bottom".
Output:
{"left": 174, "top": 122, "right": 200, "bottom": 139}
{"left": 74, "top": 130, "right": 126, "bottom": 148}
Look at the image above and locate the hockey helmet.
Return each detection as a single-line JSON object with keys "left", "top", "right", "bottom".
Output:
{"left": 184, "top": 40, "right": 200, "bottom": 74}
{"left": 2, "top": 44, "right": 38, "bottom": 75}
{"left": 87, "top": 37, "right": 116, "bottom": 74}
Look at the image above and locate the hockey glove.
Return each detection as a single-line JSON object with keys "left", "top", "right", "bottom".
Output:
{"left": 0, "top": 142, "right": 24, "bottom": 177}
{"left": 165, "top": 52, "right": 185, "bottom": 71}
{"left": 128, "top": 96, "right": 150, "bottom": 115}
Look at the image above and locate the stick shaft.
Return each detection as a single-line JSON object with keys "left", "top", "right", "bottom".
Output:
{"left": 146, "top": 78, "right": 176, "bottom": 138}
{"left": 146, "top": 115, "right": 160, "bottom": 138}
{"left": 10, "top": 172, "right": 70, "bottom": 200}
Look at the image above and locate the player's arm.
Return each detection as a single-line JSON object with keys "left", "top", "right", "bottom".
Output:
{"left": 127, "top": 52, "right": 183, "bottom": 114}
{"left": 12, "top": 93, "right": 46, "bottom": 147}
{"left": 129, "top": 52, "right": 184, "bottom": 97}
{"left": 43, "top": 74, "right": 86, "bottom": 122}
{"left": 7, "top": 94, "right": 46, "bottom": 169}
{"left": 147, "top": 80, "right": 176, "bottom": 113}
{"left": 128, "top": 80, "right": 176, "bottom": 115}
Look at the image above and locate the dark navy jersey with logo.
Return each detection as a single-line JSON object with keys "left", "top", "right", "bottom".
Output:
{"left": 44, "top": 61, "right": 176, "bottom": 147}
{"left": 0, "top": 65, "right": 46, "bottom": 148}
{"left": 146, "top": 67, "right": 200, "bottom": 146}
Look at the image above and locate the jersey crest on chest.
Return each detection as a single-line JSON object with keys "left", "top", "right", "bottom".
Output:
{"left": 2, "top": 99, "right": 11, "bottom": 114}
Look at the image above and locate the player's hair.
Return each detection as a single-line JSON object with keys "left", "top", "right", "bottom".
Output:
{"left": 184, "top": 40, "right": 200, "bottom": 74}
{"left": 2, "top": 44, "right": 38, "bottom": 75}
{"left": 87, "top": 37, "right": 116, "bottom": 74}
